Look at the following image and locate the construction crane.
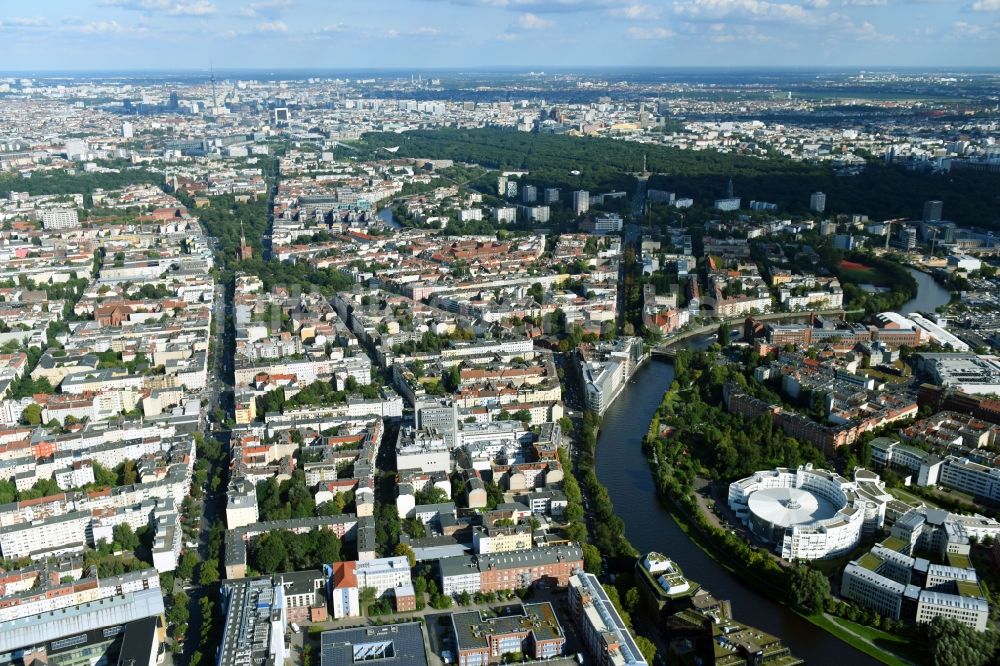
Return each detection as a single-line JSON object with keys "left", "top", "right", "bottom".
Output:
{"left": 883, "top": 218, "right": 905, "bottom": 250}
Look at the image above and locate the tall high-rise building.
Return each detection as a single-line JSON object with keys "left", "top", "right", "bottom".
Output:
{"left": 810, "top": 191, "right": 826, "bottom": 214}
{"left": 543, "top": 188, "right": 560, "bottom": 204}
{"left": 121, "top": 121, "right": 134, "bottom": 139}
{"left": 923, "top": 200, "right": 943, "bottom": 223}
{"left": 573, "top": 190, "right": 590, "bottom": 216}
{"left": 522, "top": 185, "right": 537, "bottom": 204}
{"left": 497, "top": 175, "right": 508, "bottom": 197}
{"left": 899, "top": 226, "right": 918, "bottom": 250}
{"left": 505, "top": 180, "right": 518, "bottom": 199}
{"left": 64, "top": 139, "right": 88, "bottom": 161}
{"left": 39, "top": 209, "right": 80, "bottom": 230}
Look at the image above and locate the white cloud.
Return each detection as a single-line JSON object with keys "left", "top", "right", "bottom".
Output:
{"left": 496, "top": 31, "right": 522, "bottom": 39}
{"left": 0, "top": 16, "right": 49, "bottom": 29}
{"left": 672, "top": 0, "right": 812, "bottom": 24}
{"left": 386, "top": 26, "right": 441, "bottom": 37}
{"left": 841, "top": 0, "right": 887, "bottom": 5}
{"left": 254, "top": 20, "right": 288, "bottom": 32}
{"left": 966, "top": 0, "right": 1000, "bottom": 10}
{"left": 803, "top": 0, "right": 829, "bottom": 7}
{"left": 517, "top": 12, "right": 556, "bottom": 27}
{"left": 848, "top": 18, "right": 895, "bottom": 39}
{"left": 101, "top": 0, "right": 217, "bottom": 15}
{"left": 626, "top": 25, "right": 675, "bottom": 38}
{"left": 703, "top": 22, "right": 774, "bottom": 41}
{"left": 76, "top": 20, "right": 128, "bottom": 33}
{"left": 609, "top": 4, "right": 662, "bottom": 18}
{"left": 239, "top": 0, "right": 294, "bottom": 18}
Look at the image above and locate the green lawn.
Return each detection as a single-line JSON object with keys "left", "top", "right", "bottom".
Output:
{"left": 888, "top": 486, "right": 939, "bottom": 509}
{"left": 809, "top": 614, "right": 920, "bottom": 666}
{"left": 839, "top": 267, "right": 879, "bottom": 283}
{"left": 663, "top": 495, "right": 919, "bottom": 666}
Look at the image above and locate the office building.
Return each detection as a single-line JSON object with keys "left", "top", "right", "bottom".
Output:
{"left": 581, "top": 214, "right": 624, "bottom": 235}
{"left": 841, "top": 556, "right": 909, "bottom": 620}
{"left": 923, "top": 200, "right": 944, "bottom": 223}
{"left": 915, "top": 354, "right": 998, "bottom": 394}
{"left": 916, "top": 590, "right": 989, "bottom": 631}
{"left": 842, "top": 535, "right": 990, "bottom": 630}
{"left": 569, "top": 572, "right": 648, "bottom": 666}
{"left": 319, "top": 623, "right": 428, "bottom": 666}
{"left": 728, "top": 465, "right": 876, "bottom": 561}
{"left": 354, "top": 556, "right": 414, "bottom": 599}
{"left": 64, "top": 139, "right": 88, "bottom": 161}
{"left": 899, "top": 226, "right": 918, "bottom": 250}
{"left": 573, "top": 190, "right": 590, "bottom": 215}
{"left": 833, "top": 234, "right": 857, "bottom": 251}
{"left": 218, "top": 577, "right": 288, "bottom": 666}
{"left": 713, "top": 197, "right": 741, "bottom": 212}
{"left": 810, "top": 191, "right": 826, "bottom": 213}
{"left": 0, "top": 588, "right": 164, "bottom": 666}
{"left": 452, "top": 602, "right": 565, "bottom": 665}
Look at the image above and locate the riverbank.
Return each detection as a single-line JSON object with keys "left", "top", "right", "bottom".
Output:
{"left": 642, "top": 384, "right": 919, "bottom": 666}
{"left": 594, "top": 360, "right": 882, "bottom": 665}
{"left": 650, "top": 457, "right": 917, "bottom": 666}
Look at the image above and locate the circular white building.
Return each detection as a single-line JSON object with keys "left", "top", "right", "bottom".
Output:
{"left": 729, "top": 464, "right": 871, "bottom": 561}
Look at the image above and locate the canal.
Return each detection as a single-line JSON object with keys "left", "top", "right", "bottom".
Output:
{"left": 594, "top": 360, "right": 881, "bottom": 664}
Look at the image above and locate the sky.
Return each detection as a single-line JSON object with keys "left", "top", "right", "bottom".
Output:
{"left": 0, "top": 0, "right": 998, "bottom": 71}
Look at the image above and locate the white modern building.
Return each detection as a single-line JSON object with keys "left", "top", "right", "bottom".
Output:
{"left": 728, "top": 465, "right": 884, "bottom": 560}
{"left": 714, "top": 197, "right": 741, "bottom": 212}
{"left": 39, "top": 209, "right": 80, "bottom": 230}
{"left": 354, "top": 556, "right": 413, "bottom": 599}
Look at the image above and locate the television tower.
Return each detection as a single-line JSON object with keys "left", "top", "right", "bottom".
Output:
{"left": 210, "top": 63, "right": 218, "bottom": 109}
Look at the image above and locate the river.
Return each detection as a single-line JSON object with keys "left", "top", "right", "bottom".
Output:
{"left": 376, "top": 206, "right": 401, "bottom": 229}
{"left": 900, "top": 267, "right": 950, "bottom": 315}
{"left": 595, "top": 360, "right": 881, "bottom": 664}
{"left": 595, "top": 266, "right": 951, "bottom": 663}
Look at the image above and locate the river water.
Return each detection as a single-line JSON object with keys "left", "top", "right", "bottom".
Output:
{"left": 591, "top": 268, "right": 950, "bottom": 663}
{"left": 594, "top": 360, "right": 880, "bottom": 664}
{"left": 900, "top": 267, "right": 950, "bottom": 316}
{"left": 376, "top": 207, "right": 401, "bottom": 229}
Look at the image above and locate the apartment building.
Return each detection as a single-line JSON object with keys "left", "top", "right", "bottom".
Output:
{"left": 438, "top": 545, "right": 583, "bottom": 596}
